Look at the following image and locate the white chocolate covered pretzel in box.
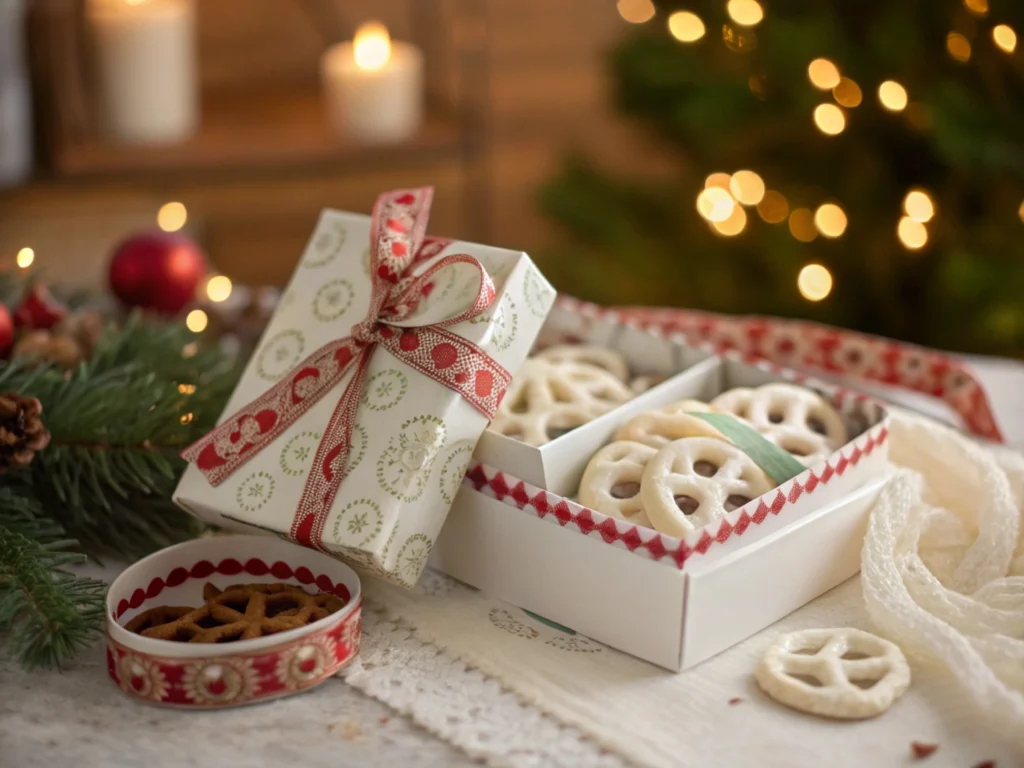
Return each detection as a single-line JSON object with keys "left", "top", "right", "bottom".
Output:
{"left": 711, "top": 383, "right": 847, "bottom": 466}
{"left": 614, "top": 399, "right": 727, "bottom": 449}
{"left": 535, "top": 344, "right": 630, "bottom": 382}
{"left": 755, "top": 628, "right": 911, "bottom": 720}
{"left": 578, "top": 440, "right": 657, "bottom": 528}
{"left": 489, "top": 359, "right": 633, "bottom": 446}
{"left": 640, "top": 437, "right": 774, "bottom": 537}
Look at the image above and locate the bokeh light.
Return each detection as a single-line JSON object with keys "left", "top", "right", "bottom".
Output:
{"left": 757, "top": 191, "right": 789, "bottom": 223}
{"left": 617, "top": 0, "right": 655, "bottom": 24}
{"left": 1019, "top": 200, "right": 1024, "bottom": 222}
{"left": 712, "top": 204, "right": 748, "bottom": 236}
{"left": 807, "top": 59, "right": 841, "bottom": 90}
{"left": 903, "top": 190, "right": 935, "bottom": 223}
{"left": 813, "top": 103, "right": 846, "bottom": 135}
{"left": 727, "top": 0, "right": 763, "bottom": 27}
{"left": 178, "top": 383, "right": 197, "bottom": 395}
{"left": 964, "top": 0, "right": 988, "bottom": 15}
{"left": 186, "top": 309, "right": 208, "bottom": 333}
{"left": 157, "top": 202, "right": 188, "bottom": 232}
{"left": 206, "top": 275, "right": 233, "bottom": 302}
{"left": 993, "top": 25, "right": 1017, "bottom": 53}
{"left": 897, "top": 217, "right": 928, "bottom": 249}
{"left": 878, "top": 81, "right": 908, "bottom": 111}
{"left": 729, "top": 170, "right": 766, "bottom": 205}
{"left": 797, "top": 264, "right": 833, "bottom": 301}
{"left": 814, "top": 204, "right": 848, "bottom": 238}
{"left": 788, "top": 208, "right": 818, "bottom": 242}
{"left": 668, "top": 11, "right": 705, "bottom": 41}
{"left": 697, "top": 187, "right": 736, "bottom": 222}
{"left": 16, "top": 247, "right": 34, "bottom": 269}
{"left": 832, "top": 78, "right": 862, "bottom": 107}
{"left": 946, "top": 32, "right": 972, "bottom": 62}
{"left": 705, "top": 172, "right": 732, "bottom": 190}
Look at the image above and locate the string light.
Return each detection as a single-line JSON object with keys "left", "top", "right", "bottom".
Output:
{"left": 814, "top": 204, "right": 848, "bottom": 238}
{"left": 726, "top": 0, "right": 763, "bottom": 27}
{"left": 878, "top": 81, "right": 908, "bottom": 111}
{"left": 903, "top": 190, "right": 935, "bottom": 223}
{"left": 712, "top": 205, "right": 748, "bottom": 236}
{"left": 788, "top": 208, "right": 818, "bottom": 242}
{"left": 993, "top": 25, "right": 1017, "bottom": 53}
{"left": 797, "top": 264, "right": 833, "bottom": 301}
{"left": 157, "top": 201, "right": 187, "bottom": 232}
{"left": 206, "top": 275, "right": 233, "bottom": 302}
{"left": 964, "top": 0, "right": 988, "bottom": 15}
{"left": 697, "top": 187, "right": 736, "bottom": 222}
{"left": 1019, "top": 200, "right": 1024, "bottom": 222}
{"left": 16, "top": 247, "right": 34, "bottom": 269}
{"left": 813, "top": 103, "right": 846, "bottom": 135}
{"left": 897, "top": 217, "right": 928, "bottom": 250}
{"left": 832, "top": 78, "right": 862, "bottom": 107}
{"left": 705, "top": 172, "right": 732, "bottom": 190}
{"left": 729, "top": 170, "right": 765, "bottom": 205}
{"left": 757, "top": 191, "right": 789, "bottom": 223}
{"left": 180, "top": 412, "right": 195, "bottom": 425}
{"left": 178, "top": 383, "right": 197, "bottom": 395}
{"left": 947, "top": 32, "right": 972, "bottom": 62}
{"left": 807, "top": 59, "right": 841, "bottom": 90}
{"left": 668, "top": 11, "right": 705, "bottom": 42}
{"left": 617, "top": 0, "right": 655, "bottom": 24}
{"left": 186, "top": 309, "right": 208, "bottom": 333}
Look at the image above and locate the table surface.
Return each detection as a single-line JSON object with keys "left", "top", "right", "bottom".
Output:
{"left": 2, "top": 356, "right": 1022, "bottom": 768}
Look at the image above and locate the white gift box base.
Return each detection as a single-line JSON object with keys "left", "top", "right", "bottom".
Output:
{"left": 430, "top": 356, "right": 890, "bottom": 671}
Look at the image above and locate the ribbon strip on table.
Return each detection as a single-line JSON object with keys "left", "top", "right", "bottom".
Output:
{"left": 557, "top": 297, "right": 1003, "bottom": 443}
{"left": 182, "top": 188, "right": 512, "bottom": 552}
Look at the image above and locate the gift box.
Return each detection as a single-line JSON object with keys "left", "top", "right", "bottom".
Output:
{"left": 174, "top": 188, "right": 555, "bottom": 587}
{"left": 430, "top": 309, "right": 891, "bottom": 671}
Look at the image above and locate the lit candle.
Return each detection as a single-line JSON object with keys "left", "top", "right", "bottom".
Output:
{"left": 86, "top": 0, "right": 198, "bottom": 145}
{"left": 321, "top": 22, "right": 424, "bottom": 144}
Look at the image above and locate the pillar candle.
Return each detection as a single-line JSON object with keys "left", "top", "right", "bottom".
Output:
{"left": 321, "top": 22, "right": 424, "bottom": 144}
{"left": 86, "top": 0, "right": 198, "bottom": 145}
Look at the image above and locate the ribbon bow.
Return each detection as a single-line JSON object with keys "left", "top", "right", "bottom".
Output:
{"left": 182, "top": 188, "right": 511, "bottom": 551}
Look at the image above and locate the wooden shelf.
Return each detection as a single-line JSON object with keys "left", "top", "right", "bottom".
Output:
{"left": 53, "top": 85, "right": 466, "bottom": 181}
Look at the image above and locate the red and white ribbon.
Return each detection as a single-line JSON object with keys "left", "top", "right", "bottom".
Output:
{"left": 182, "top": 188, "right": 512, "bottom": 551}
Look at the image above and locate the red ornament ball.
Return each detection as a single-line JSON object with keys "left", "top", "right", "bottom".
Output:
{"left": 14, "top": 283, "right": 67, "bottom": 330}
{"left": 108, "top": 231, "right": 207, "bottom": 315}
{"left": 0, "top": 303, "right": 13, "bottom": 355}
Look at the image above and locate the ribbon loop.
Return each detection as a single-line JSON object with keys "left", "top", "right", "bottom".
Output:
{"left": 182, "top": 187, "right": 512, "bottom": 554}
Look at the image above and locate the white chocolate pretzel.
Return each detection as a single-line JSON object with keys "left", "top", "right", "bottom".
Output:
{"left": 640, "top": 437, "right": 774, "bottom": 537}
{"left": 535, "top": 344, "right": 631, "bottom": 382}
{"left": 489, "top": 359, "right": 633, "bottom": 446}
{"left": 711, "top": 383, "right": 848, "bottom": 466}
{"left": 755, "top": 628, "right": 911, "bottom": 720}
{"left": 578, "top": 440, "right": 657, "bottom": 528}
{"left": 614, "top": 409, "right": 723, "bottom": 449}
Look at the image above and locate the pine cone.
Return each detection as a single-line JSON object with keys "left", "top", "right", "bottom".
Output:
{"left": 0, "top": 393, "right": 51, "bottom": 474}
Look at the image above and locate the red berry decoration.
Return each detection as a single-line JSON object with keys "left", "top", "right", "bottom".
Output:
{"left": 108, "top": 231, "right": 207, "bottom": 315}
{"left": 14, "top": 283, "right": 67, "bottom": 330}
{"left": 0, "top": 303, "right": 13, "bottom": 355}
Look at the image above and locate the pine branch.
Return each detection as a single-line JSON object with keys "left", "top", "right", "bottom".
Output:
{"left": 0, "top": 487, "right": 106, "bottom": 669}
{"left": 0, "top": 312, "right": 241, "bottom": 558}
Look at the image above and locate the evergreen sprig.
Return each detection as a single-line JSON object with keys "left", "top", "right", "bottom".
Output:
{"left": 0, "top": 309, "right": 242, "bottom": 669}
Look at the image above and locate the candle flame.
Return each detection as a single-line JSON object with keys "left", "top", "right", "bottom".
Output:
{"left": 354, "top": 22, "right": 392, "bottom": 71}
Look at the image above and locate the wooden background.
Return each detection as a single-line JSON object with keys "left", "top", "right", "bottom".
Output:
{"left": 0, "top": 1, "right": 673, "bottom": 290}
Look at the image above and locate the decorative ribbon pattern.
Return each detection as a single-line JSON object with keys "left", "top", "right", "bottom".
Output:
{"left": 182, "top": 188, "right": 512, "bottom": 552}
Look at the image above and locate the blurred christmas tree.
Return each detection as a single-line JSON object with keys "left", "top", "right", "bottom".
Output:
{"left": 540, "top": 0, "right": 1024, "bottom": 355}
